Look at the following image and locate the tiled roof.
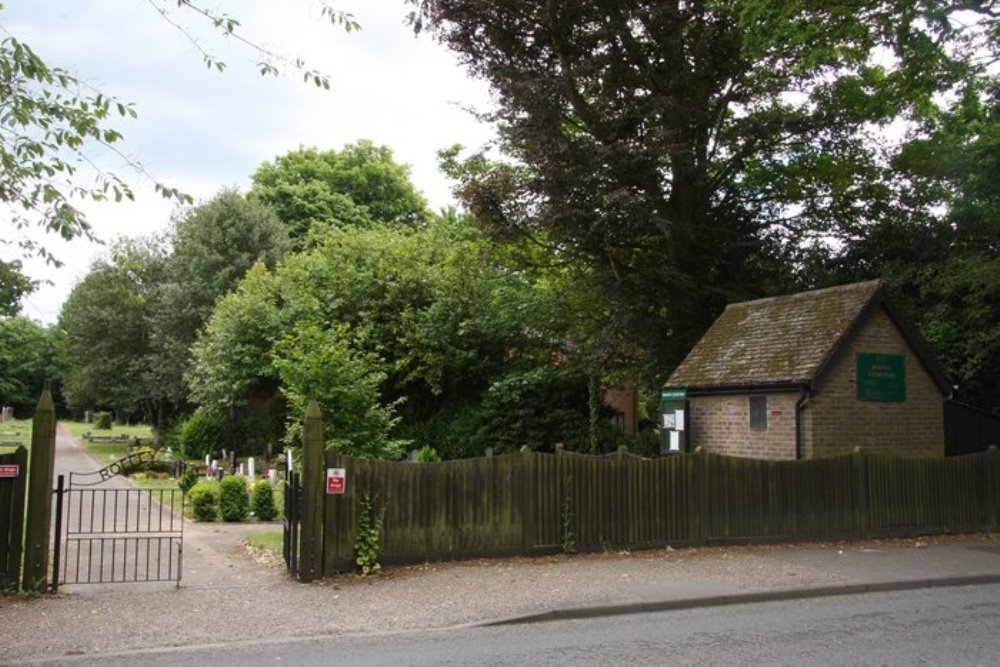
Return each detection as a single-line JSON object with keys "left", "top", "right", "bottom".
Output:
{"left": 666, "top": 280, "right": 884, "bottom": 389}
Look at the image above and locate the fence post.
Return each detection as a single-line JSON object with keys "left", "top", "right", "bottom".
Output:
{"left": 851, "top": 448, "right": 869, "bottom": 538}
{"left": 23, "top": 382, "right": 57, "bottom": 592}
{"left": 990, "top": 447, "right": 999, "bottom": 530}
{"left": 299, "top": 398, "right": 325, "bottom": 582}
{"left": 0, "top": 446, "right": 28, "bottom": 590}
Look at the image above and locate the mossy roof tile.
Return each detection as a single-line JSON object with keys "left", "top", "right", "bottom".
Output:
{"left": 667, "top": 280, "right": 884, "bottom": 389}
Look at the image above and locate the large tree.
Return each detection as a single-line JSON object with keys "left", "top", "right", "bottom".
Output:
{"left": 151, "top": 189, "right": 288, "bottom": 406}
{"left": 0, "top": 315, "right": 65, "bottom": 416}
{"left": 818, "top": 80, "right": 1000, "bottom": 412}
{"left": 249, "top": 141, "right": 431, "bottom": 245}
{"left": 59, "top": 238, "right": 171, "bottom": 431}
{"left": 411, "top": 0, "right": 999, "bottom": 378}
{"left": 188, "top": 214, "right": 613, "bottom": 458}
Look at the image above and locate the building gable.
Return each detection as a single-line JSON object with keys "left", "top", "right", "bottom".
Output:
{"left": 667, "top": 280, "right": 950, "bottom": 395}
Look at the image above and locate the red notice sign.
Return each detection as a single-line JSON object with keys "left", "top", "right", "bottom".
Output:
{"left": 0, "top": 464, "right": 19, "bottom": 478}
{"left": 326, "top": 468, "right": 346, "bottom": 495}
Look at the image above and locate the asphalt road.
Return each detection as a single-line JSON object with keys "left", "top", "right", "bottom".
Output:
{"left": 33, "top": 583, "right": 1000, "bottom": 666}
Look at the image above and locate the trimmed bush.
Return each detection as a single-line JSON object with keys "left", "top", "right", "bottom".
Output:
{"left": 188, "top": 481, "right": 220, "bottom": 522}
{"left": 219, "top": 475, "right": 250, "bottom": 522}
{"left": 251, "top": 480, "right": 277, "bottom": 521}
{"left": 179, "top": 408, "right": 224, "bottom": 460}
{"left": 93, "top": 411, "right": 113, "bottom": 430}
{"left": 178, "top": 467, "right": 198, "bottom": 496}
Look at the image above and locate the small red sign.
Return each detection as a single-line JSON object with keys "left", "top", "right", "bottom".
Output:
{"left": 0, "top": 464, "right": 19, "bottom": 478}
{"left": 326, "top": 468, "right": 346, "bottom": 495}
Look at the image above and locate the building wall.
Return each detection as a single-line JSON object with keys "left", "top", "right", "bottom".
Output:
{"left": 806, "top": 306, "right": 945, "bottom": 457}
{"left": 688, "top": 392, "right": 800, "bottom": 460}
{"left": 603, "top": 384, "right": 639, "bottom": 435}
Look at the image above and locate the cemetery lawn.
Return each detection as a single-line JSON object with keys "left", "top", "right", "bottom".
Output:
{"left": 60, "top": 420, "right": 155, "bottom": 461}
{"left": 0, "top": 418, "right": 32, "bottom": 452}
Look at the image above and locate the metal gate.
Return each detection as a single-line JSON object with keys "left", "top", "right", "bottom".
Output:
{"left": 282, "top": 468, "right": 300, "bottom": 579}
{"left": 53, "top": 452, "right": 184, "bottom": 591}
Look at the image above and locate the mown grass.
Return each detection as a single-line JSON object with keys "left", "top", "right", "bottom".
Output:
{"left": 0, "top": 418, "right": 32, "bottom": 452}
{"left": 60, "top": 420, "right": 155, "bottom": 463}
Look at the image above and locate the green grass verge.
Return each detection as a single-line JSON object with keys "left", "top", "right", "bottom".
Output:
{"left": 245, "top": 530, "right": 283, "bottom": 552}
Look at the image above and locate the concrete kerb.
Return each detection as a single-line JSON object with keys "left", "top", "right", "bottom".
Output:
{"left": 483, "top": 573, "right": 1000, "bottom": 627}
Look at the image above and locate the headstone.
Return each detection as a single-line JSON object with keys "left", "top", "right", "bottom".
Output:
{"left": 248, "top": 457, "right": 255, "bottom": 479}
{"left": 238, "top": 463, "right": 245, "bottom": 476}
{"left": 485, "top": 447, "right": 494, "bottom": 457}
{"left": 268, "top": 469, "right": 277, "bottom": 482}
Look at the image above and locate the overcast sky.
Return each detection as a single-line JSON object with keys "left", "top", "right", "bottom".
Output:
{"left": 2, "top": 0, "right": 495, "bottom": 323}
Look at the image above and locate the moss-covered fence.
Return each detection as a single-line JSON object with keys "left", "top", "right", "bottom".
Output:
{"left": 300, "top": 439, "right": 999, "bottom": 578}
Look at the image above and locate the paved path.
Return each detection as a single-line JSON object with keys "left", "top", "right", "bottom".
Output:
{"left": 0, "top": 434, "right": 996, "bottom": 664}
{"left": 52, "top": 427, "right": 283, "bottom": 593}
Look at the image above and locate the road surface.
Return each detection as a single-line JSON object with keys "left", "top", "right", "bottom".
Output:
{"left": 33, "top": 582, "right": 1000, "bottom": 666}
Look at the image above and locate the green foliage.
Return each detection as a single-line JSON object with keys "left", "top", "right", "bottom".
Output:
{"left": 251, "top": 480, "right": 278, "bottom": 521}
{"left": 413, "top": 0, "right": 1000, "bottom": 383}
{"left": 58, "top": 237, "right": 172, "bottom": 427}
{"left": 250, "top": 141, "right": 429, "bottom": 245}
{"left": 0, "top": 31, "right": 188, "bottom": 268}
{"left": 189, "top": 214, "right": 611, "bottom": 460}
{"left": 415, "top": 445, "right": 440, "bottom": 463}
{"left": 0, "top": 260, "right": 34, "bottom": 316}
{"left": 273, "top": 323, "right": 403, "bottom": 458}
{"left": 179, "top": 408, "right": 224, "bottom": 460}
{"left": 93, "top": 412, "right": 113, "bottom": 430}
{"left": 816, "top": 86, "right": 1000, "bottom": 412}
{"left": 218, "top": 475, "right": 250, "bottom": 522}
{"left": 151, "top": 189, "right": 289, "bottom": 407}
{"left": 186, "top": 262, "right": 283, "bottom": 413}
{"left": 188, "top": 481, "right": 220, "bottom": 522}
{"left": 353, "top": 491, "right": 383, "bottom": 576}
{"left": 0, "top": 316, "right": 65, "bottom": 417}
{"left": 178, "top": 467, "right": 198, "bottom": 496}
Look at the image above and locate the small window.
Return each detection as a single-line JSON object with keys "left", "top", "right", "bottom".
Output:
{"left": 749, "top": 395, "right": 768, "bottom": 431}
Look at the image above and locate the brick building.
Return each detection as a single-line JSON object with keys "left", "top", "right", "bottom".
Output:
{"left": 664, "top": 280, "right": 952, "bottom": 460}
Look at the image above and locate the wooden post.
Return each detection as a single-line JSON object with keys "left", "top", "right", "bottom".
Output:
{"left": 23, "top": 382, "right": 57, "bottom": 592}
{"left": 851, "top": 448, "right": 869, "bottom": 538}
{"left": 299, "top": 398, "right": 325, "bottom": 582}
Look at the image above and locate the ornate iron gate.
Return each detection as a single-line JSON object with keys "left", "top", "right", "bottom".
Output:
{"left": 52, "top": 452, "right": 184, "bottom": 591}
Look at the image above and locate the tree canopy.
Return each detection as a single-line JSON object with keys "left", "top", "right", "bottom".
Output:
{"left": 411, "top": 0, "right": 1000, "bottom": 382}
{"left": 249, "top": 141, "right": 430, "bottom": 246}
{"left": 58, "top": 238, "right": 171, "bottom": 428}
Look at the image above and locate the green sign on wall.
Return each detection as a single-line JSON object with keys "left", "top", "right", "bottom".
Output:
{"left": 856, "top": 353, "right": 906, "bottom": 402}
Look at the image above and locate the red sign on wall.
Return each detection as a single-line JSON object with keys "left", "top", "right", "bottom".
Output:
{"left": 326, "top": 468, "right": 346, "bottom": 495}
{"left": 0, "top": 464, "right": 19, "bottom": 478}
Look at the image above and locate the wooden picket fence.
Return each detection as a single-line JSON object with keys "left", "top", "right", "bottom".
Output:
{"left": 0, "top": 446, "right": 28, "bottom": 589}
{"left": 302, "top": 447, "right": 1000, "bottom": 578}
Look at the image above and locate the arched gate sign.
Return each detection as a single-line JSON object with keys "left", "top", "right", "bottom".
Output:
{"left": 52, "top": 452, "right": 184, "bottom": 591}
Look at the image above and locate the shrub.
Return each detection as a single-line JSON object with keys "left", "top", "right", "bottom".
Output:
{"left": 93, "top": 411, "right": 113, "bottom": 430}
{"left": 179, "top": 408, "right": 224, "bottom": 460}
{"left": 251, "top": 480, "right": 277, "bottom": 521}
{"left": 188, "top": 481, "right": 219, "bottom": 522}
{"left": 354, "top": 491, "right": 383, "bottom": 576}
{"left": 219, "top": 475, "right": 250, "bottom": 522}
{"left": 416, "top": 444, "right": 441, "bottom": 463}
{"left": 178, "top": 467, "right": 198, "bottom": 496}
